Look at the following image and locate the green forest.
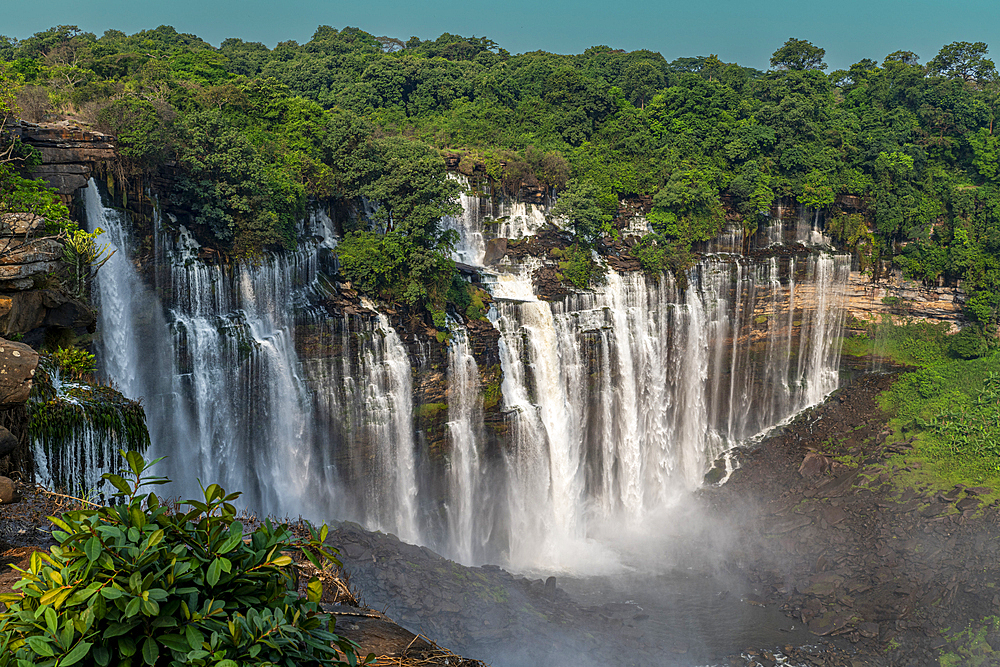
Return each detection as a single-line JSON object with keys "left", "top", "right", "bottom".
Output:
{"left": 1, "top": 25, "right": 999, "bottom": 344}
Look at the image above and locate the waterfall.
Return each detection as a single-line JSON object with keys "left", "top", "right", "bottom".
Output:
{"left": 87, "top": 181, "right": 322, "bottom": 515}
{"left": 84, "top": 176, "right": 852, "bottom": 572}
{"left": 444, "top": 324, "right": 484, "bottom": 564}
{"left": 31, "top": 378, "right": 138, "bottom": 498}
{"left": 359, "top": 313, "right": 419, "bottom": 542}
{"left": 441, "top": 175, "right": 551, "bottom": 267}
{"left": 442, "top": 186, "right": 488, "bottom": 266}
{"left": 485, "top": 254, "right": 850, "bottom": 570}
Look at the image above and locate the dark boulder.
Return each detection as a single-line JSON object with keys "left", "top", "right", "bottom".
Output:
{"left": 0, "top": 425, "right": 17, "bottom": 458}
{"left": 0, "top": 340, "right": 39, "bottom": 405}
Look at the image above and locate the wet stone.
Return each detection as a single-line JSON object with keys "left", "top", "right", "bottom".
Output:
{"left": 809, "top": 611, "right": 852, "bottom": 636}
{"left": 0, "top": 476, "right": 19, "bottom": 504}
{"left": 858, "top": 622, "right": 879, "bottom": 638}
{"left": 956, "top": 497, "right": 981, "bottom": 512}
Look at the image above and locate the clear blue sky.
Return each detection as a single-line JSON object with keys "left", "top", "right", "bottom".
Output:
{"left": 4, "top": 0, "right": 998, "bottom": 71}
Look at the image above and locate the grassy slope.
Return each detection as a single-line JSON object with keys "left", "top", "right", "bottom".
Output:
{"left": 842, "top": 318, "right": 1000, "bottom": 496}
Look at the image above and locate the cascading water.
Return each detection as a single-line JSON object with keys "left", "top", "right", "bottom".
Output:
{"left": 441, "top": 185, "right": 488, "bottom": 266}
{"left": 86, "top": 180, "right": 428, "bottom": 539}
{"left": 359, "top": 312, "right": 419, "bottom": 542}
{"left": 441, "top": 175, "right": 551, "bottom": 268}
{"left": 85, "top": 175, "right": 852, "bottom": 573}
{"left": 87, "top": 181, "right": 325, "bottom": 516}
{"left": 444, "top": 322, "right": 485, "bottom": 564}
{"left": 479, "top": 254, "right": 850, "bottom": 571}
{"left": 30, "top": 371, "right": 143, "bottom": 497}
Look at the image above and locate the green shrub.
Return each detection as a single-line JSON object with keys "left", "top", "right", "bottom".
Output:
{"left": 558, "top": 243, "right": 605, "bottom": 289}
{"left": 0, "top": 451, "right": 371, "bottom": 667}
{"left": 882, "top": 356, "right": 1000, "bottom": 485}
{"left": 949, "top": 325, "right": 991, "bottom": 360}
{"left": 50, "top": 347, "right": 97, "bottom": 379}
{"left": 847, "top": 317, "right": 951, "bottom": 367}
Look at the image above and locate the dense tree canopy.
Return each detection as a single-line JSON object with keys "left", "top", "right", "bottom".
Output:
{"left": 1, "top": 25, "right": 999, "bottom": 335}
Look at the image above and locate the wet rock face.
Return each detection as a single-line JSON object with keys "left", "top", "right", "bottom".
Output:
{"left": 326, "top": 522, "right": 658, "bottom": 667}
{"left": 0, "top": 124, "right": 104, "bottom": 342}
{"left": 0, "top": 426, "right": 17, "bottom": 459}
{"left": 0, "top": 239, "right": 62, "bottom": 285}
{"left": 0, "top": 475, "right": 20, "bottom": 504}
{"left": 0, "top": 214, "right": 62, "bottom": 293}
{"left": 0, "top": 340, "right": 38, "bottom": 406}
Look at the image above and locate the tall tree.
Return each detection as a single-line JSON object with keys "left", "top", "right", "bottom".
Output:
{"left": 927, "top": 41, "right": 997, "bottom": 82}
{"left": 769, "top": 38, "right": 827, "bottom": 71}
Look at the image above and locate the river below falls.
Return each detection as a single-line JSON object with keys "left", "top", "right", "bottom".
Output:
{"left": 558, "top": 568, "right": 822, "bottom": 665}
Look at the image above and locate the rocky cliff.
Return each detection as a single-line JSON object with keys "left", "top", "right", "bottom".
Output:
{"left": 0, "top": 121, "right": 111, "bottom": 347}
{"left": 845, "top": 270, "right": 966, "bottom": 330}
{"left": 11, "top": 121, "right": 116, "bottom": 205}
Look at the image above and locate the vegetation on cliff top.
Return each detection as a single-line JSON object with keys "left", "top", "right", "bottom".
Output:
{"left": 0, "top": 26, "right": 999, "bottom": 336}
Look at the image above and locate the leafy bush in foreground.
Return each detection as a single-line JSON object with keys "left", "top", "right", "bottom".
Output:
{"left": 0, "top": 451, "right": 370, "bottom": 667}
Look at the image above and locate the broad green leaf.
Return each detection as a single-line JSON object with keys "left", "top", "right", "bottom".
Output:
{"left": 125, "top": 450, "right": 144, "bottom": 477}
{"left": 129, "top": 506, "right": 147, "bottom": 531}
{"left": 206, "top": 558, "right": 222, "bottom": 587}
{"left": 67, "top": 587, "right": 98, "bottom": 606}
{"left": 26, "top": 636, "right": 55, "bottom": 657}
{"left": 44, "top": 606, "right": 58, "bottom": 635}
{"left": 146, "top": 529, "right": 164, "bottom": 548}
{"left": 306, "top": 578, "right": 323, "bottom": 603}
{"left": 84, "top": 536, "right": 101, "bottom": 562}
{"left": 184, "top": 624, "right": 204, "bottom": 650}
{"left": 41, "top": 586, "right": 74, "bottom": 609}
{"left": 102, "top": 474, "right": 132, "bottom": 496}
{"left": 157, "top": 634, "right": 191, "bottom": 652}
{"left": 99, "top": 586, "right": 123, "bottom": 600}
{"left": 49, "top": 516, "right": 72, "bottom": 532}
{"left": 93, "top": 645, "right": 110, "bottom": 667}
{"left": 141, "top": 637, "right": 159, "bottom": 666}
{"left": 146, "top": 587, "right": 168, "bottom": 601}
{"left": 216, "top": 533, "right": 242, "bottom": 554}
{"left": 118, "top": 635, "right": 136, "bottom": 657}
{"left": 125, "top": 596, "right": 141, "bottom": 617}
{"left": 140, "top": 598, "right": 159, "bottom": 616}
{"left": 40, "top": 587, "right": 67, "bottom": 606}
{"left": 58, "top": 622, "right": 74, "bottom": 651}
{"left": 103, "top": 621, "right": 137, "bottom": 639}
{"left": 61, "top": 641, "right": 93, "bottom": 667}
